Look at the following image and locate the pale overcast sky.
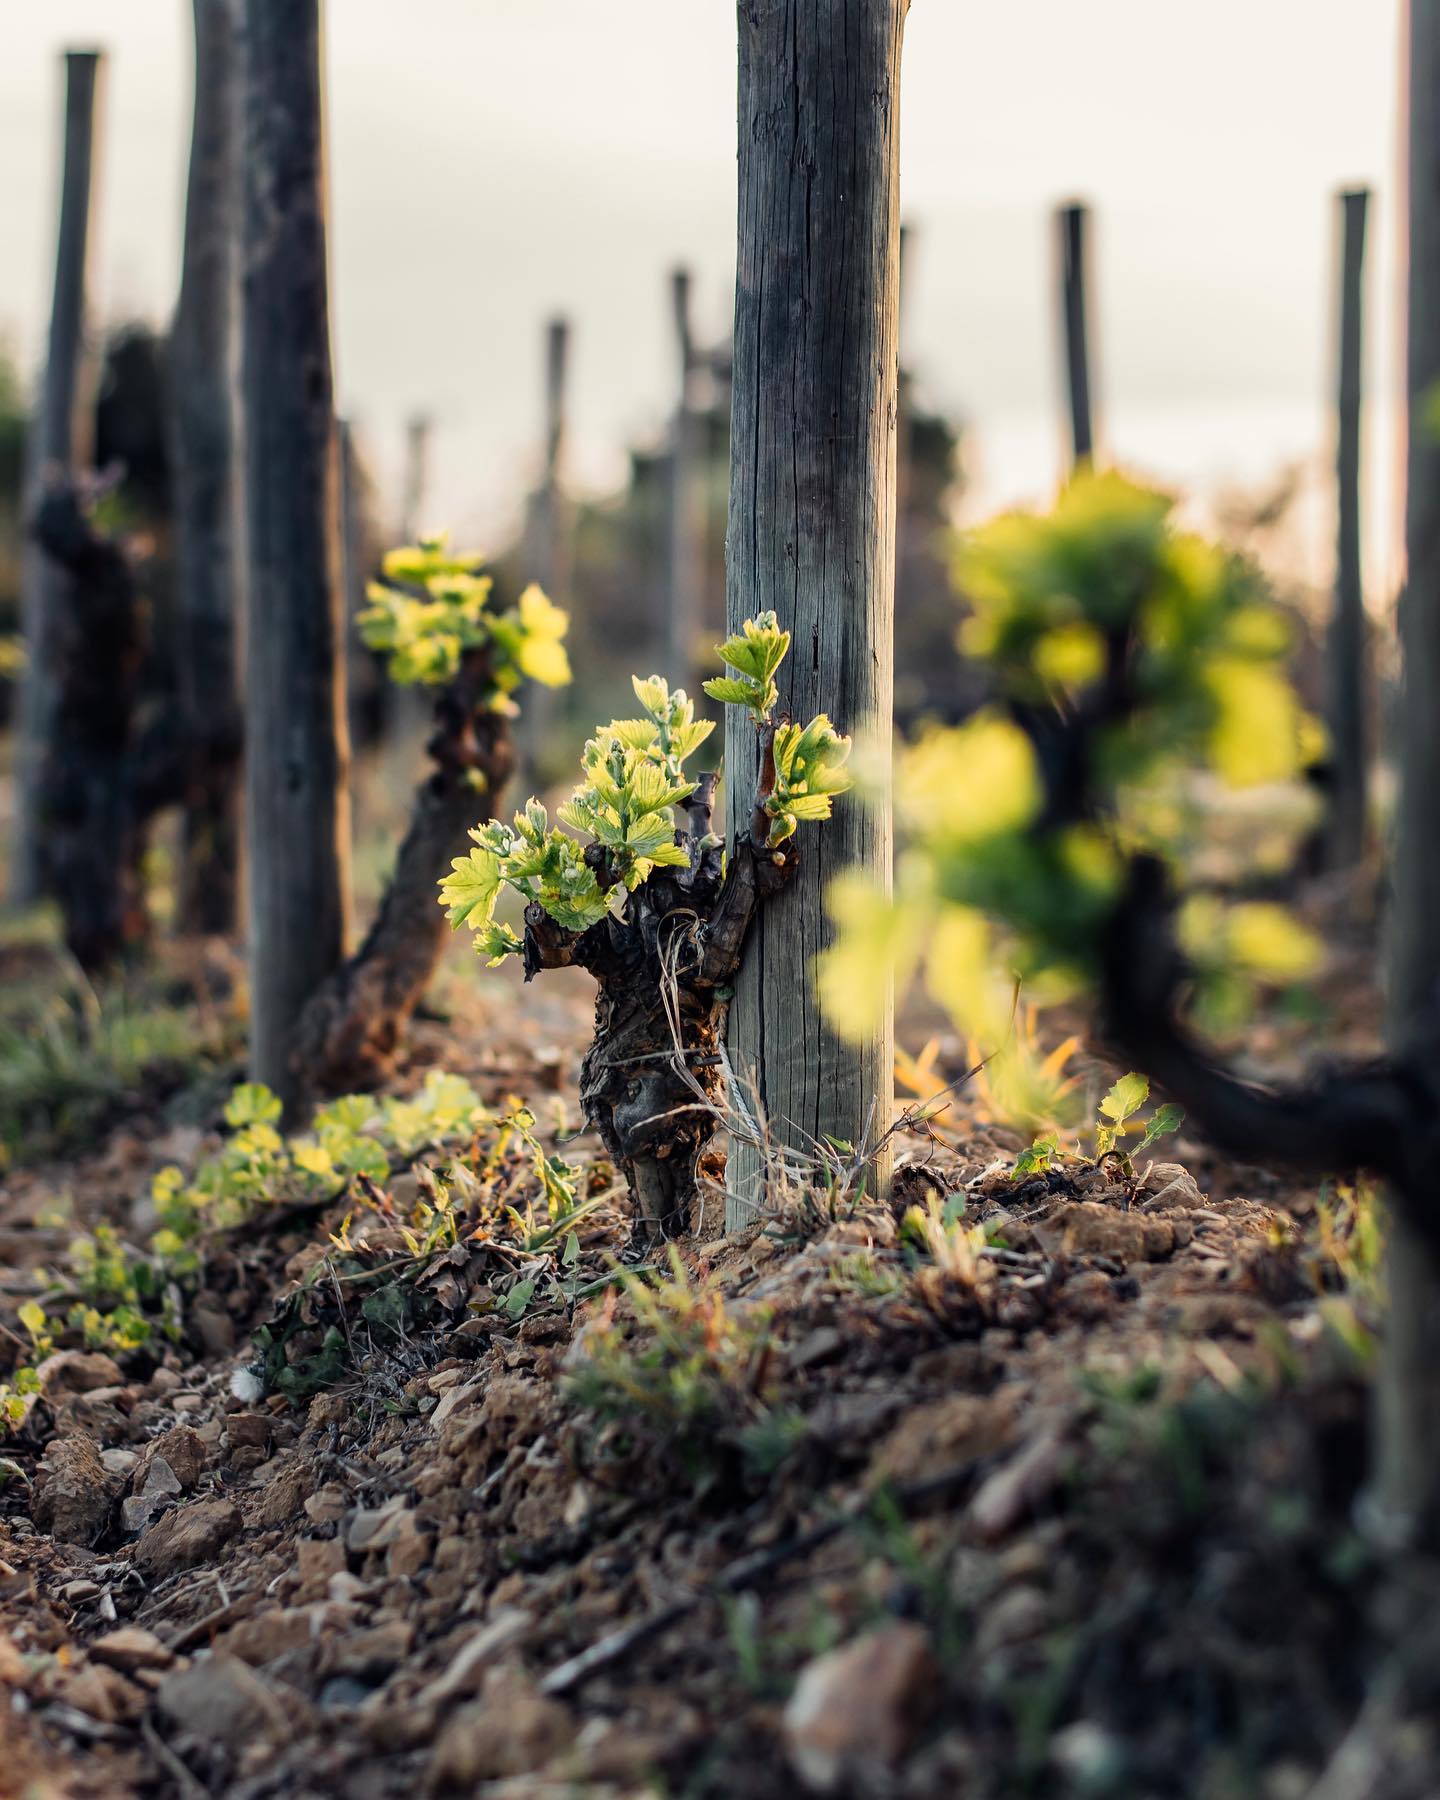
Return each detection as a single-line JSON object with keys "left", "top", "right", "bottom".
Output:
{"left": 0, "top": 1, "right": 1407, "bottom": 591}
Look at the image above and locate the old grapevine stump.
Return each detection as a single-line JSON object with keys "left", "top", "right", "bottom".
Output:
{"left": 292, "top": 650, "right": 517, "bottom": 1096}
{"left": 522, "top": 773, "right": 794, "bottom": 1249}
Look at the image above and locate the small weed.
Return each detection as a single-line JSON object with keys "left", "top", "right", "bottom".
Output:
{"left": 1009, "top": 1071, "right": 1183, "bottom": 1182}
{"left": 564, "top": 1247, "right": 802, "bottom": 1492}
{"left": 967, "top": 1006, "right": 1083, "bottom": 1138}
{"left": 0, "top": 981, "right": 234, "bottom": 1165}
{"left": 1314, "top": 1178, "right": 1386, "bottom": 1305}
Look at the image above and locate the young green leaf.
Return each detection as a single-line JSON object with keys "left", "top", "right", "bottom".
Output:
{"left": 1137, "top": 1103, "right": 1185, "bottom": 1151}
{"left": 1099, "top": 1072, "right": 1149, "bottom": 1126}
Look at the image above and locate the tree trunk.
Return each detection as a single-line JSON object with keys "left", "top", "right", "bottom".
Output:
{"left": 12, "top": 50, "right": 104, "bottom": 908}
{"left": 290, "top": 655, "right": 516, "bottom": 1096}
{"left": 1325, "top": 187, "right": 1370, "bottom": 871}
{"left": 241, "top": 0, "right": 351, "bottom": 1107}
{"left": 172, "top": 0, "right": 244, "bottom": 935}
{"left": 1372, "top": 2, "right": 1440, "bottom": 1551}
{"left": 723, "top": 0, "right": 904, "bottom": 1228}
{"left": 1057, "top": 201, "right": 1095, "bottom": 468}
{"left": 667, "top": 267, "right": 703, "bottom": 693}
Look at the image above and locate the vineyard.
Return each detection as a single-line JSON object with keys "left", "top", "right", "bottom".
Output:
{"left": 0, "top": 4, "right": 1435, "bottom": 1798}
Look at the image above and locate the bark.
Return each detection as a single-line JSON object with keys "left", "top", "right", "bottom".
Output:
{"left": 172, "top": 0, "right": 244, "bottom": 935}
{"left": 523, "top": 772, "right": 794, "bottom": 1251}
{"left": 241, "top": 0, "right": 351, "bottom": 1107}
{"left": 724, "top": 0, "right": 904, "bottom": 1227}
{"left": 1057, "top": 202, "right": 1095, "bottom": 467}
{"left": 29, "top": 478, "right": 149, "bottom": 968}
{"left": 13, "top": 51, "right": 104, "bottom": 907}
{"left": 291, "top": 653, "right": 517, "bottom": 1096}
{"left": 1325, "top": 187, "right": 1370, "bottom": 871}
{"left": 1374, "top": 0, "right": 1440, "bottom": 1550}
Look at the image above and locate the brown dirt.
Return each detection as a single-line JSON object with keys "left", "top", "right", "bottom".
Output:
{"left": 0, "top": 919, "right": 1433, "bottom": 1800}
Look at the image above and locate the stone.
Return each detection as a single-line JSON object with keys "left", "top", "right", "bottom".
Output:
{"left": 35, "top": 1350, "right": 123, "bottom": 1395}
{"left": 120, "top": 1492, "right": 169, "bottom": 1535}
{"left": 135, "top": 1425, "right": 207, "bottom": 1492}
{"left": 1034, "top": 1201, "right": 1178, "bottom": 1264}
{"left": 89, "top": 1626, "right": 172, "bottom": 1673}
{"left": 428, "top": 1668, "right": 574, "bottom": 1785}
{"left": 250, "top": 1456, "right": 315, "bottom": 1529}
{"left": 322, "top": 1619, "right": 414, "bottom": 1681}
{"left": 140, "top": 1456, "right": 183, "bottom": 1500}
{"left": 346, "top": 1500, "right": 412, "bottom": 1553}
{"left": 1137, "top": 1161, "right": 1204, "bottom": 1211}
{"left": 307, "top": 1393, "right": 349, "bottom": 1431}
{"left": 215, "top": 1607, "right": 316, "bottom": 1666}
{"left": 319, "top": 1675, "right": 374, "bottom": 1709}
{"left": 59, "top": 1661, "right": 147, "bottom": 1724}
{"left": 783, "top": 1623, "right": 938, "bottom": 1793}
{"left": 135, "top": 1498, "right": 243, "bottom": 1576}
{"left": 297, "top": 1536, "right": 348, "bottom": 1591}
{"left": 304, "top": 1484, "right": 350, "bottom": 1525}
{"left": 430, "top": 1379, "right": 484, "bottom": 1429}
{"left": 974, "top": 1584, "right": 1050, "bottom": 1660}
{"left": 0, "top": 1630, "right": 30, "bottom": 1687}
{"left": 100, "top": 1448, "right": 140, "bottom": 1479}
{"left": 156, "top": 1653, "right": 291, "bottom": 1748}
{"left": 968, "top": 1419, "right": 1069, "bottom": 1541}
{"left": 385, "top": 1519, "right": 433, "bottom": 1580}
{"left": 411, "top": 1610, "right": 534, "bottom": 1709}
{"left": 869, "top": 1395, "right": 1014, "bottom": 1490}
{"left": 32, "top": 1438, "right": 119, "bottom": 1546}
{"left": 227, "top": 1411, "right": 273, "bottom": 1451}
{"left": 190, "top": 1304, "right": 235, "bottom": 1356}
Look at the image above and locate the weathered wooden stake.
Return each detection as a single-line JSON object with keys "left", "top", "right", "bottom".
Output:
{"left": 1374, "top": 5, "right": 1440, "bottom": 1551}
{"left": 1057, "top": 201, "right": 1095, "bottom": 468}
{"left": 518, "top": 317, "right": 571, "bottom": 785}
{"left": 241, "top": 0, "right": 351, "bottom": 1105}
{"left": 400, "top": 412, "right": 432, "bottom": 543}
{"left": 12, "top": 50, "right": 105, "bottom": 907}
{"left": 724, "top": 0, "right": 905, "bottom": 1226}
{"left": 172, "top": 0, "right": 244, "bottom": 935}
{"left": 1325, "top": 187, "right": 1370, "bottom": 870}
{"left": 666, "top": 267, "right": 704, "bottom": 691}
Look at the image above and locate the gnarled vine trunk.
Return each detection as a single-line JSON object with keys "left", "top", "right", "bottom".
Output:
{"left": 524, "top": 773, "right": 794, "bottom": 1250}
{"left": 30, "top": 479, "right": 149, "bottom": 969}
{"left": 14, "top": 51, "right": 104, "bottom": 908}
{"left": 292, "top": 653, "right": 517, "bottom": 1097}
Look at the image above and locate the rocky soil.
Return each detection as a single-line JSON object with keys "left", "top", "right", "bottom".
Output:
{"left": 0, "top": 937, "right": 1433, "bottom": 1800}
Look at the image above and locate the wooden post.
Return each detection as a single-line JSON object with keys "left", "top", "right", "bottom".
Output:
{"left": 724, "top": 0, "right": 904, "bottom": 1227}
{"left": 518, "top": 316, "right": 571, "bottom": 786}
{"left": 241, "top": 0, "right": 351, "bottom": 1105}
{"left": 172, "top": 0, "right": 244, "bottom": 935}
{"left": 1057, "top": 201, "right": 1095, "bottom": 468}
{"left": 1325, "top": 187, "right": 1370, "bottom": 870}
{"left": 1374, "top": 2, "right": 1440, "bottom": 1550}
{"left": 667, "top": 266, "right": 703, "bottom": 691}
{"left": 12, "top": 50, "right": 105, "bottom": 907}
{"left": 400, "top": 412, "right": 431, "bottom": 543}
{"left": 532, "top": 317, "right": 569, "bottom": 592}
